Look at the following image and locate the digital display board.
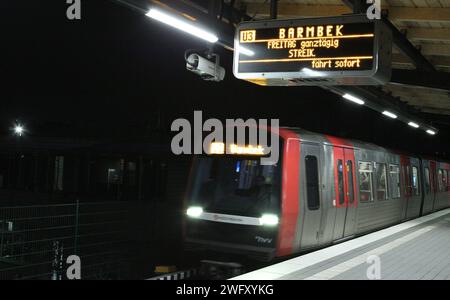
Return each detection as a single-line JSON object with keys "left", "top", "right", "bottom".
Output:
{"left": 233, "top": 15, "right": 392, "bottom": 86}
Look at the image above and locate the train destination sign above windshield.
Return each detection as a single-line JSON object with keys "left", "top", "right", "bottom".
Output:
{"left": 233, "top": 15, "right": 392, "bottom": 86}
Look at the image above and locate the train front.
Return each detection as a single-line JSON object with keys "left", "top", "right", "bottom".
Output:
{"left": 184, "top": 140, "right": 284, "bottom": 261}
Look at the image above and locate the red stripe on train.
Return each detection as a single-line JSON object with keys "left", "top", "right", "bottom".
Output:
{"left": 276, "top": 129, "right": 300, "bottom": 256}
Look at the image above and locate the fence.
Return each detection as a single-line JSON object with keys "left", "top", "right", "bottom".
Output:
{"left": 0, "top": 201, "right": 138, "bottom": 280}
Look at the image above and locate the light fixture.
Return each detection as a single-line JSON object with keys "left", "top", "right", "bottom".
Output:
{"left": 235, "top": 43, "right": 255, "bottom": 57}
{"left": 301, "top": 68, "right": 325, "bottom": 78}
{"left": 382, "top": 111, "right": 398, "bottom": 119}
{"left": 13, "top": 124, "right": 24, "bottom": 137}
{"left": 342, "top": 93, "right": 365, "bottom": 105}
{"left": 259, "top": 214, "right": 279, "bottom": 226}
{"left": 186, "top": 206, "right": 203, "bottom": 218}
{"left": 426, "top": 130, "right": 436, "bottom": 135}
{"left": 210, "top": 142, "right": 225, "bottom": 155}
{"left": 146, "top": 8, "right": 219, "bottom": 43}
{"left": 408, "top": 122, "right": 420, "bottom": 129}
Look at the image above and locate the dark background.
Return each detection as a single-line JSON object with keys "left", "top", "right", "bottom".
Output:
{"left": 0, "top": 0, "right": 449, "bottom": 158}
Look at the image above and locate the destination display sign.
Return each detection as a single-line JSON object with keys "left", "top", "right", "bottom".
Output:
{"left": 233, "top": 15, "right": 392, "bottom": 86}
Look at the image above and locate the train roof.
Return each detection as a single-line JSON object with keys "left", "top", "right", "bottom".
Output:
{"left": 281, "top": 127, "right": 449, "bottom": 164}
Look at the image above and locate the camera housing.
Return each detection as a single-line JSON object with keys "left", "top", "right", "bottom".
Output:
{"left": 186, "top": 53, "right": 225, "bottom": 82}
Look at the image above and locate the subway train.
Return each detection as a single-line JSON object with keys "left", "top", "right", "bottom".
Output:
{"left": 183, "top": 127, "right": 450, "bottom": 261}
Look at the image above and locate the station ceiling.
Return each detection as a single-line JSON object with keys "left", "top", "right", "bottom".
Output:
{"left": 235, "top": 0, "right": 450, "bottom": 116}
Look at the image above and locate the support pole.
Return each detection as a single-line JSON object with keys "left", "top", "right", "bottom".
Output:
{"left": 270, "top": 0, "right": 278, "bottom": 19}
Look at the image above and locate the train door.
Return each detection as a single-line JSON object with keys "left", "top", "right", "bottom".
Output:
{"left": 421, "top": 160, "right": 433, "bottom": 215}
{"left": 408, "top": 161, "right": 422, "bottom": 218}
{"left": 343, "top": 148, "right": 357, "bottom": 237}
{"left": 430, "top": 161, "right": 437, "bottom": 211}
{"left": 332, "top": 147, "right": 357, "bottom": 241}
{"left": 300, "top": 143, "right": 323, "bottom": 249}
{"left": 400, "top": 157, "right": 411, "bottom": 220}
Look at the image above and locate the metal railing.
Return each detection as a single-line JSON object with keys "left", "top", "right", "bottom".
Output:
{"left": 0, "top": 201, "right": 133, "bottom": 280}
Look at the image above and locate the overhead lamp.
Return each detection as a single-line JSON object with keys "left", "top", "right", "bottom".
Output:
{"left": 426, "top": 130, "right": 436, "bottom": 135}
{"left": 235, "top": 43, "right": 255, "bottom": 57}
{"left": 146, "top": 8, "right": 219, "bottom": 43}
{"left": 342, "top": 93, "right": 365, "bottom": 105}
{"left": 382, "top": 111, "right": 398, "bottom": 119}
{"left": 408, "top": 122, "right": 420, "bottom": 129}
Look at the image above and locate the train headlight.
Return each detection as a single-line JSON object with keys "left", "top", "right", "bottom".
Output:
{"left": 259, "top": 214, "right": 279, "bottom": 226}
{"left": 187, "top": 206, "right": 203, "bottom": 218}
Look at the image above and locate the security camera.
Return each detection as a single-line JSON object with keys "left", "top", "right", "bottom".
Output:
{"left": 186, "top": 53, "right": 225, "bottom": 82}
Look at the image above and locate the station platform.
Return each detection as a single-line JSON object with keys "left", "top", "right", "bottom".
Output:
{"left": 232, "top": 208, "right": 450, "bottom": 280}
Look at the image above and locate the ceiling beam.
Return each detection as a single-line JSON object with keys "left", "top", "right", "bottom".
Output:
{"left": 270, "top": 0, "right": 278, "bottom": 19}
{"left": 393, "top": 44, "right": 450, "bottom": 57}
{"left": 385, "top": 84, "right": 450, "bottom": 96}
{"left": 243, "top": 3, "right": 450, "bottom": 22}
{"left": 243, "top": 3, "right": 350, "bottom": 18}
{"left": 393, "top": 54, "right": 450, "bottom": 69}
{"left": 418, "top": 44, "right": 450, "bottom": 57}
{"left": 388, "top": 7, "right": 450, "bottom": 23}
{"left": 405, "top": 28, "right": 450, "bottom": 42}
{"left": 390, "top": 69, "right": 450, "bottom": 92}
{"left": 420, "top": 108, "right": 450, "bottom": 118}
{"left": 323, "top": 85, "right": 439, "bottom": 132}
{"left": 383, "top": 21, "right": 435, "bottom": 72}
{"left": 341, "top": 0, "right": 435, "bottom": 72}
{"left": 393, "top": 96, "right": 450, "bottom": 107}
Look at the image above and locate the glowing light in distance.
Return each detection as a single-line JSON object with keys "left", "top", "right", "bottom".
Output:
{"left": 14, "top": 125, "right": 24, "bottom": 136}
{"left": 146, "top": 8, "right": 219, "bottom": 43}
{"left": 408, "top": 122, "right": 420, "bottom": 129}
{"left": 426, "top": 130, "right": 436, "bottom": 135}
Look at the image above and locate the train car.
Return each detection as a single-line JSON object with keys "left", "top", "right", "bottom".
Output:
{"left": 183, "top": 127, "right": 450, "bottom": 261}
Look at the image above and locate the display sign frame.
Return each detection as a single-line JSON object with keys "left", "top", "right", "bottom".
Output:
{"left": 233, "top": 14, "right": 392, "bottom": 86}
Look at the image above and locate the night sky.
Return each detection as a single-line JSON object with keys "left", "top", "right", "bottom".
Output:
{"left": 1, "top": 0, "right": 449, "bottom": 159}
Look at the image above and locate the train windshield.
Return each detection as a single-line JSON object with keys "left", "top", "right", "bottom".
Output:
{"left": 189, "top": 157, "right": 282, "bottom": 217}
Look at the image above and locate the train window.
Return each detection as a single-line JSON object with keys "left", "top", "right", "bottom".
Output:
{"left": 438, "top": 169, "right": 443, "bottom": 192}
{"left": 347, "top": 161, "right": 354, "bottom": 204}
{"left": 447, "top": 170, "right": 449, "bottom": 191}
{"left": 406, "top": 166, "right": 411, "bottom": 195}
{"left": 359, "top": 162, "right": 374, "bottom": 202}
{"left": 305, "top": 155, "right": 320, "bottom": 211}
{"left": 189, "top": 157, "right": 282, "bottom": 215}
{"left": 53, "top": 156, "right": 64, "bottom": 192}
{"left": 337, "top": 160, "right": 345, "bottom": 205}
{"left": 376, "top": 163, "right": 388, "bottom": 200}
{"left": 389, "top": 165, "right": 401, "bottom": 198}
{"left": 447, "top": 171, "right": 449, "bottom": 191}
{"left": 443, "top": 170, "right": 448, "bottom": 192}
{"left": 412, "top": 166, "right": 420, "bottom": 196}
{"left": 424, "top": 168, "right": 431, "bottom": 194}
